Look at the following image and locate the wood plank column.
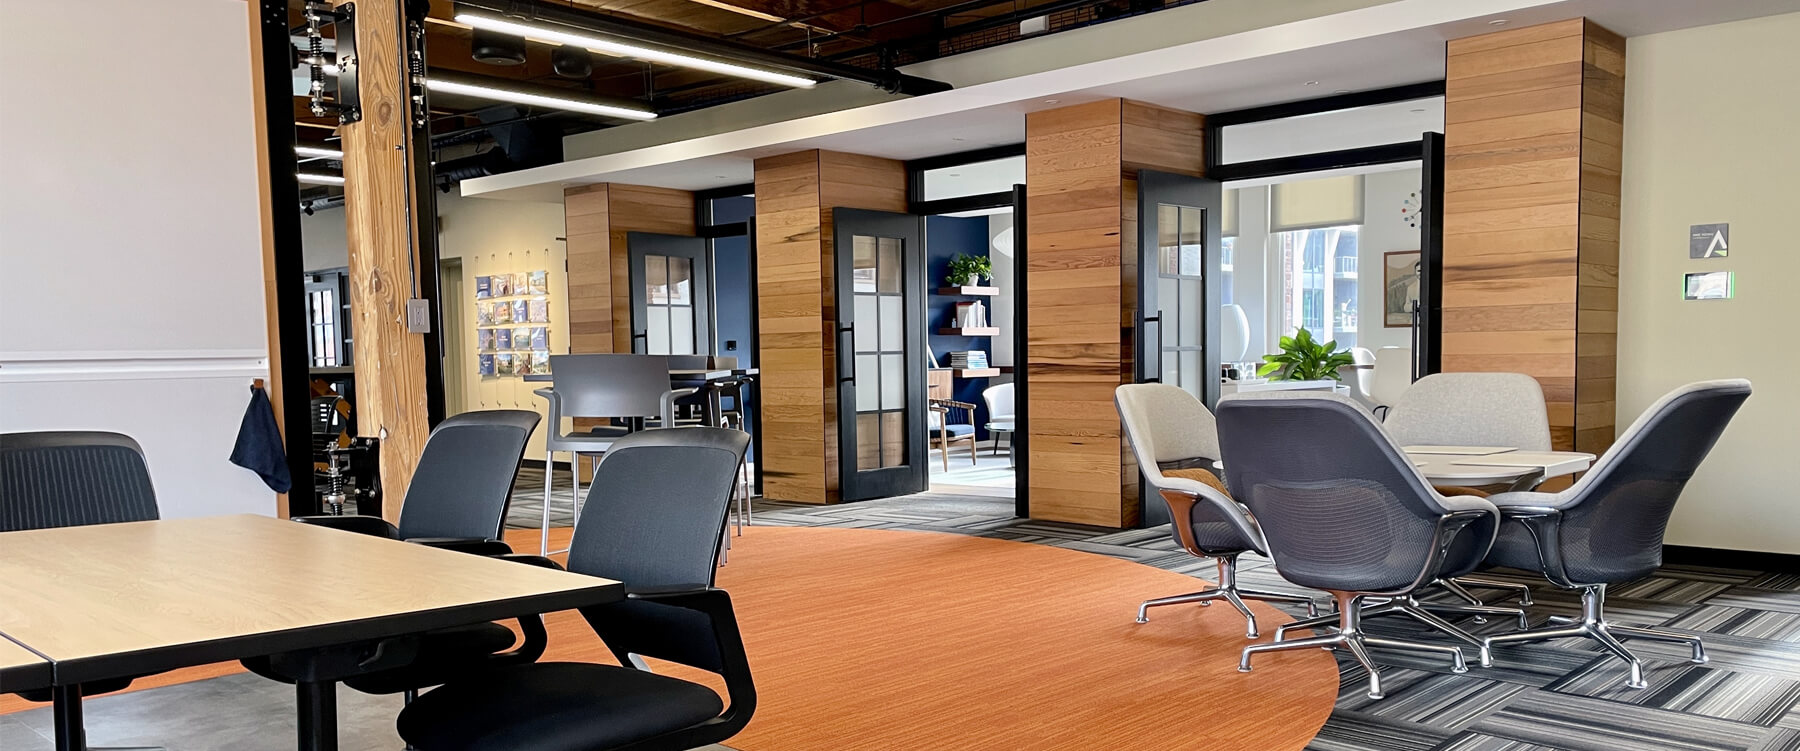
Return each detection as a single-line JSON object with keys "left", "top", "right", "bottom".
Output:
{"left": 561, "top": 183, "right": 696, "bottom": 476}
{"left": 1024, "top": 99, "right": 1203, "bottom": 527}
{"left": 1442, "top": 18, "right": 1625, "bottom": 453}
{"left": 336, "top": 0, "right": 430, "bottom": 521}
{"left": 752, "top": 150, "right": 907, "bottom": 504}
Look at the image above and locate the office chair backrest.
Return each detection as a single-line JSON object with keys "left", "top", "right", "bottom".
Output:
{"left": 666, "top": 354, "right": 712, "bottom": 370}
{"left": 1217, "top": 392, "right": 1458, "bottom": 592}
{"left": 982, "top": 382, "right": 1015, "bottom": 419}
{"left": 1555, "top": 379, "right": 1750, "bottom": 583}
{"left": 0, "top": 431, "right": 159, "bottom": 531}
{"left": 1369, "top": 347, "right": 1413, "bottom": 408}
{"left": 396, "top": 410, "right": 541, "bottom": 541}
{"left": 547, "top": 354, "right": 671, "bottom": 419}
{"left": 1117, "top": 384, "right": 1262, "bottom": 555}
{"left": 1383, "top": 372, "right": 1553, "bottom": 451}
{"left": 570, "top": 427, "right": 750, "bottom": 592}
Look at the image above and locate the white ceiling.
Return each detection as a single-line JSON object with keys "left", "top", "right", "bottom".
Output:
{"left": 461, "top": 0, "right": 1800, "bottom": 200}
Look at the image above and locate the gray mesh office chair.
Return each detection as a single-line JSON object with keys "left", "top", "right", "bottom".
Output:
{"left": 534, "top": 354, "right": 681, "bottom": 555}
{"left": 1217, "top": 392, "right": 1502, "bottom": 700}
{"left": 1, "top": 431, "right": 162, "bottom": 750}
{"left": 396, "top": 428, "right": 755, "bottom": 751}
{"left": 1115, "top": 384, "right": 1318, "bottom": 638}
{"left": 1383, "top": 372, "right": 1552, "bottom": 613}
{"left": 1477, "top": 379, "right": 1751, "bottom": 689}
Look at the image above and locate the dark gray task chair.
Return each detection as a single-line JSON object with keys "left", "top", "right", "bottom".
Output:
{"left": 1478, "top": 379, "right": 1751, "bottom": 689}
{"left": 534, "top": 353, "right": 688, "bottom": 555}
{"left": 243, "top": 410, "right": 543, "bottom": 723}
{"left": 1217, "top": 392, "right": 1502, "bottom": 700}
{"left": 397, "top": 427, "right": 755, "bottom": 751}
{"left": 1115, "top": 384, "right": 1318, "bottom": 638}
{"left": 1, "top": 431, "right": 164, "bottom": 750}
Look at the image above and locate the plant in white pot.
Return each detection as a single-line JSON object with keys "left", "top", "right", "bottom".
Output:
{"left": 1257, "top": 327, "right": 1354, "bottom": 381}
{"left": 944, "top": 254, "right": 992, "bottom": 287}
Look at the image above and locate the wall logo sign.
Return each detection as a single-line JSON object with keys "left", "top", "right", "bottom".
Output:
{"left": 1689, "top": 223, "right": 1729, "bottom": 258}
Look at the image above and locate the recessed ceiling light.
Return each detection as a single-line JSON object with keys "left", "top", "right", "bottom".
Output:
{"left": 715, "top": 175, "right": 728, "bottom": 179}
{"left": 1304, "top": 81, "right": 1320, "bottom": 86}
{"left": 1488, "top": 19, "right": 1509, "bottom": 26}
{"left": 1410, "top": 108, "right": 1427, "bottom": 113}
{"left": 1333, "top": 89, "right": 1350, "bottom": 94}
{"left": 948, "top": 173, "right": 961, "bottom": 177}
{"left": 952, "top": 137, "right": 966, "bottom": 141}
{"left": 1044, "top": 98, "right": 1060, "bottom": 104}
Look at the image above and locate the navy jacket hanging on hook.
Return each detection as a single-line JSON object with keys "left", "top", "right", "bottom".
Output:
{"left": 231, "top": 384, "right": 292, "bottom": 493}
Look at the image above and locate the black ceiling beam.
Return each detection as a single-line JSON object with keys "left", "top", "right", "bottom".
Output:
{"left": 454, "top": 0, "right": 952, "bottom": 96}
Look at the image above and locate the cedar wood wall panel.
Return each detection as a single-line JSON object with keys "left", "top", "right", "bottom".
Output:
{"left": 1443, "top": 18, "right": 1620, "bottom": 452}
{"left": 752, "top": 150, "right": 905, "bottom": 504}
{"left": 1025, "top": 99, "right": 1203, "bottom": 528}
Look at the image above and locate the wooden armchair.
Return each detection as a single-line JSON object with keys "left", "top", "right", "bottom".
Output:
{"left": 927, "top": 398, "right": 979, "bottom": 471}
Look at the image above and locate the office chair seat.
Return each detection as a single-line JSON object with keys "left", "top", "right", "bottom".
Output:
{"left": 340, "top": 622, "right": 518, "bottom": 695}
{"left": 398, "top": 662, "right": 725, "bottom": 751}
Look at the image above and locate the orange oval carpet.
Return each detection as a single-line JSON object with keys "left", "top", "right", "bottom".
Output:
{"left": 668, "top": 526, "right": 1336, "bottom": 751}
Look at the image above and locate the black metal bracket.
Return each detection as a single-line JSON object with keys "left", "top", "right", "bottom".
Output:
{"left": 334, "top": 2, "right": 362, "bottom": 124}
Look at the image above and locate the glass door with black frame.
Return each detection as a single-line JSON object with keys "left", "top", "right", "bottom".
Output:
{"left": 1135, "top": 170, "right": 1222, "bottom": 526}
{"left": 627, "top": 232, "right": 711, "bottom": 355}
{"left": 834, "top": 208, "right": 928, "bottom": 501}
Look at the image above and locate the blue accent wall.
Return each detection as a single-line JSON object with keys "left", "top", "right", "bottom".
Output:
{"left": 925, "top": 214, "right": 999, "bottom": 439}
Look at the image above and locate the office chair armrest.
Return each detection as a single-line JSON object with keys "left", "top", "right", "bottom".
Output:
{"left": 497, "top": 554, "right": 566, "bottom": 571}
{"left": 293, "top": 514, "right": 399, "bottom": 539}
{"left": 1155, "top": 480, "right": 1267, "bottom": 557}
{"left": 616, "top": 588, "right": 757, "bottom": 728}
{"left": 404, "top": 538, "right": 514, "bottom": 556}
{"left": 1485, "top": 490, "right": 1565, "bottom": 511}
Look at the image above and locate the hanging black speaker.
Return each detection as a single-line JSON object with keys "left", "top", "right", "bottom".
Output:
{"left": 552, "top": 44, "right": 593, "bottom": 79}
{"left": 470, "top": 27, "right": 527, "bottom": 66}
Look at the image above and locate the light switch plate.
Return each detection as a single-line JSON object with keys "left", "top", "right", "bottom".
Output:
{"left": 405, "top": 298, "right": 432, "bottom": 333}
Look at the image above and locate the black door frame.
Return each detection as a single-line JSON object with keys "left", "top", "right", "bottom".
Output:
{"left": 626, "top": 232, "right": 713, "bottom": 355}
{"left": 833, "top": 208, "right": 930, "bottom": 501}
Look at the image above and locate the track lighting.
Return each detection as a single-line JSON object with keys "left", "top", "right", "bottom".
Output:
{"left": 453, "top": 9, "right": 816, "bottom": 89}
{"left": 423, "top": 71, "right": 656, "bottom": 121}
{"left": 295, "top": 145, "right": 344, "bottom": 160}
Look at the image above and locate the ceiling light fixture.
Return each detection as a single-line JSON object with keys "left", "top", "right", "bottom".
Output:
{"left": 297, "top": 172, "right": 346, "bottom": 186}
{"left": 1488, "top": 19, "right": 1509, "bottom": 26}
{"left": 1043, "top": 98, "right": 1060, "bottom": 104}
{"left": 424, "top": 71, "right": 657, "bottom": 121}
{"left": 454, "top": 10, "right": 815, "bottom": 89}
{"left": 295, "top": 145, "right": 344, "bottom": 160}
{"left": 1304, "top": 80, "right": 1320, "bottom": 86}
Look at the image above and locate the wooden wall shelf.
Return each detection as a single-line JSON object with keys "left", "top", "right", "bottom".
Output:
{"left": 936, "top": 286, "right": 999, "bottom": 296}
{"left": 937, "top": 327, "right": 1000, "bottom": 336}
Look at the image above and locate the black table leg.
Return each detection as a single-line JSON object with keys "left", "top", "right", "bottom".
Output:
{"left": 296, "top": 680, "right": 338, "bottom": 751}
{"left": 52, "top": 684, "right": 85, "bottom": 751}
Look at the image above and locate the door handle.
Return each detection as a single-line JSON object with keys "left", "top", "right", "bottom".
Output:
{"left": 836, "top": 327, "right": 855, "bottom": 383}
{"left": 1139, "top": 311, "right": 1163, "bottom": 383}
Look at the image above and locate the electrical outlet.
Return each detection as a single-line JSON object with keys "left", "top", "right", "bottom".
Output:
{"left": 405, "top": 298, "right": 431, "bottom": 333}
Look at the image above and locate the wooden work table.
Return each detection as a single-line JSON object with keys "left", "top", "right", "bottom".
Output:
{"left": 0, "top": 514, "right": 623, "bottom": 750}
{"left": 0, "top": 635, "right": 50, "bottom": 694}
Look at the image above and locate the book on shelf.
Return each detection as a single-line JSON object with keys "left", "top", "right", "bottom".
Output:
{"left": 947, "top": 351, "right": 989, "bottom": 369}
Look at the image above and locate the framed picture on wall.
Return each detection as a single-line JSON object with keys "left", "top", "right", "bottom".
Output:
{"left": 1383, "top": 250, "right": 1422, "bottom": 328}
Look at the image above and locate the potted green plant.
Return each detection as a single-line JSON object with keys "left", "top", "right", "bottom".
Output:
{"left": 1257, "top": 327, "right": 1354, "bottom": 381}
{"left": 944, "top": 254, "right": 993, "bottom": 287}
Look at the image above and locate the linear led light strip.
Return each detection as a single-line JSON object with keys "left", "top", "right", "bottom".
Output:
{"left": 454, "top": 11, "right": 816, "bottom": 89}
{"left": 296, "top": 145, "right": 344, "bottom": 159}
{"left": 297, "top": 172, "right": 346, "bottom": 185}
{"left": 422, "top": 76, "right": 657, "bottom": 121}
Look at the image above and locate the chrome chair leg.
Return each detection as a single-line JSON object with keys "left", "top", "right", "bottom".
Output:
{"left": 1425, "top": 580, "right": 1528, "bottom": 626}
{"left": 1393, "top": 599, "right": 1485, "bottom": 648}
{"left": 1480, "top": 584, "right": 1699, "bottom": 690}
{"left": 540, "top": 449, "right": 554, "bottom": 556}
{"left": 1242, "top": 593, "right": 1466, "bottom": 701}
{"left": 1137, "top": 590, "right": 1219, "bottom": 624}
{"left": 1134, "top": 555, "right": 1319, "bottom": 639}
{"left": 1450, "top": 576, "right": 1535, "bottom": 606}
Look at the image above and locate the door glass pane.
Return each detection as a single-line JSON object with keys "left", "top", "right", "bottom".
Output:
{"left": 880, "top": 354, "right": 904, "bottom": 409}
{"left": 1158, "top": 204, "right": 1179, "bottom": 274}
{"left": 853, "top": 237, "right": 877, "bottom": 293}
{"left": 671, "top": 306, "right": 694, "bottom": 354}
{"left": 882, "top": 411, "right": 907, "bottom": 467}
{"left": 1179, "top": 207, "right": 1204, "bottom": 275}
{"left": 854, "top": 295, "right": 878, "bottom": 352}
{"left": 647, "top": 306, "right": 671, "bottom": 355}
{"left": 1161, "top": 354, "right": 1178, "bottom": 385}
{"left": 878, "top": 238, "right": 902, "bottom": 294}
{"left": 646, "top": 255, "right": 668, "bottom": 304}
{"left": 857, "top": 413, "right": 882, "bottom": 471}
{"left": 855, "top": 355, "right": 879, "bottom": 411}
{"left": 1179, "top": 279, "right": 1202, "bottom": 346}
{"left": 878, "top": 296, "right": 903, "bottom": 351}
{"left": 668, "top": 257, "right": 691, "bottom": 305}
{"left": 1158, "top": 277, "right": 1178, "bottom": 347}
{"left": 1179, "top": 350, "right": 1203, "bottom": 398}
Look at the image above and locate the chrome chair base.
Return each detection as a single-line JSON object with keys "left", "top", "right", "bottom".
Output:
{"left": 1480, "top": 584, "right": 1706, "bottom": 689}
{"left": 1423, "top": 579, "right": 1530, "bottom": 628}
{"left": 1135, "top": 555, "right": 1319, "bottom": 639}
{"left": 1242, "top": 592, "right": 1468, "bottom": 700}
{"left": 1448, "top": 575, "right": 1534, "bottom": 607}
{"left": 1273, "top": 595, "right": 1489, "bottom": 651}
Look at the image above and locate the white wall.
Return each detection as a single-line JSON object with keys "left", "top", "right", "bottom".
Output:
{"left": 988, "top": 213, "right": 1016, "bottom": 367}
{"left": 1357, "top": 167, "right": 1422, "bottom": 352}
{"left": 1617, "top": 13, "right": 1800, "bottom": 555}
{"left": 0, "top": 0, "right": 277, "bottom": 517}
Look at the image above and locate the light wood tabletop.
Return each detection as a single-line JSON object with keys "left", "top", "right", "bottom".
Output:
{"left": 0, "top": 514, "right": 622, "bottom": 685}
{"left": 0, "top": 635, "right": 51, "bottom": 693}
{"left": 1407, "top": 449, "right": 1596, "bottom": 487}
